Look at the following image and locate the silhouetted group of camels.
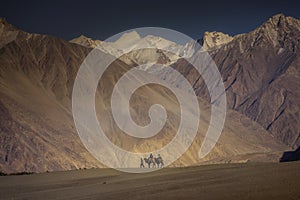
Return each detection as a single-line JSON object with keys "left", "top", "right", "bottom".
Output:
{"left": 140, "top": 154, "right": 164, "bottom": 168}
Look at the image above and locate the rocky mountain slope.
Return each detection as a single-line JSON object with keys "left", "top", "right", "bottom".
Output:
{"left": 0, "top": 15, "right": 294, "bottom": 173}
{"left": 0, "top": 18, "right": 102, "bottom": 172}
{"left": 173, "top": 14, "right": 300, "bottom": 148}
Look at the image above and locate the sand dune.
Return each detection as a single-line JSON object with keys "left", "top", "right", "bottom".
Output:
{"left": 0, "top": 161, "right": 300, "bottom": 200}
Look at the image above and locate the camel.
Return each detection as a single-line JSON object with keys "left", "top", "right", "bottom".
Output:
{"left": 144, "top": 157, "right": 156, "bottom": 168}
{"left": 155, "top": 157, "right": 164, "bottom": 168}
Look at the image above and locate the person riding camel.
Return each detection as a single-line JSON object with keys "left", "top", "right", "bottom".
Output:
{"left": 158, "top": 154, "right": 163, "bottom": 162}
{"left": 157, "top": 154, "right": 164, "bottom": 168}
{"left": 150, "top": 153, "right": 153, "bottom": 160}
{"left": 158, "top": 154, "right": 162, "bottom": 159}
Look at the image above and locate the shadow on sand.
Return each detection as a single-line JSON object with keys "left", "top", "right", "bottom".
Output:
{"left": 280, "top": 146, "right": 300, "bottom": 162}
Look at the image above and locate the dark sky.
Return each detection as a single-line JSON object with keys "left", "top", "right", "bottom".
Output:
{"left": 1, "top": 0, "right": 299, "bottom": 41}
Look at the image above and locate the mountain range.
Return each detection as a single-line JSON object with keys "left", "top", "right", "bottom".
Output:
{"left": 72, "top": 14, "right": 300, "bottom": 148}
{"left": 0, "top": 14, "right": 299, "bottom": 173}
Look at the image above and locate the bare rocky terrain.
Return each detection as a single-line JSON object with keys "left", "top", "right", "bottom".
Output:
{"left": 174, "top": 14, "right": 300, "bottom": 148}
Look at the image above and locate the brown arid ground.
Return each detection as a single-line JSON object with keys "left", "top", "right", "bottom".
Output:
{"left": 0, "top": 161, "right": 300, "bottom": 200}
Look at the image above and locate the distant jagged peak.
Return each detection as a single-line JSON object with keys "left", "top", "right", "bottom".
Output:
{"left": 70, "top": 35, "right": 101, "bottom": 48}
{"left": 267, "top": 13, "right": 299, "bottom": 26}
{"left": 268, "top": 13, "right": 286, "bottom": 24}
{"left": 0, "top": 17, "right": 20, "bottom": 48}
{"left": 113, "top": 31, "right": 142, "bottom": 49}
{"left": 201, "top": 31, "right": 233, "bottom": 50}
{"left": 0, "top": 17, "right": 9, "bottom": 26}
{"left": 258, "top": 13, "right": 300, "bottom": 33}
{"left": 116, "top": 31, "right": 141, "bottom": 42}
{"left": 0, "top": 17, "right": 18, "bottom": 32}
{"left": 248, "top": 14, "right": 300, "bottom": 49}
{"left": 75, "top": 34, "right": 90, "bottom": 40}
{"left": 197, "top": 14, "right": 300, "bottom": 52}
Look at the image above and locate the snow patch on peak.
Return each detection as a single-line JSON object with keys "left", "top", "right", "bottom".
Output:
{"left": 118, "top": 31, "right": 141, "bottom": 41}
{"left": 114, "top": 31, "right": 141, "bottom": 49}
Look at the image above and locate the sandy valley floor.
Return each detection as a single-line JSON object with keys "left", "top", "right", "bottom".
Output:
{"left": 0, "top": 161, "right": 300, "bottom": 200}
